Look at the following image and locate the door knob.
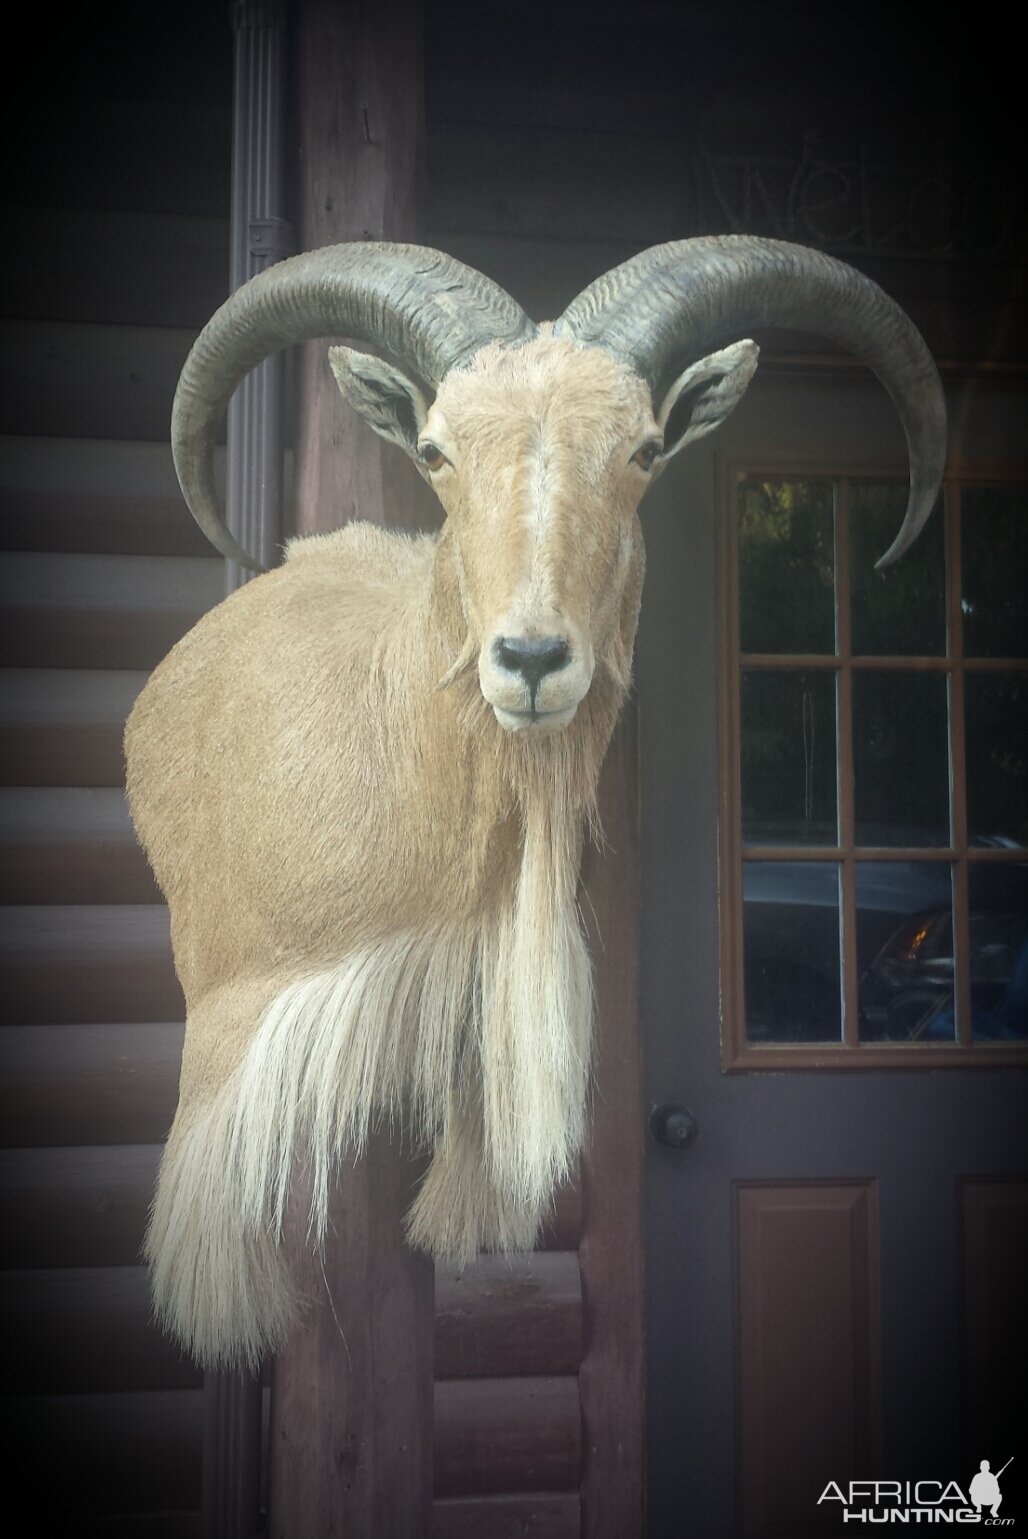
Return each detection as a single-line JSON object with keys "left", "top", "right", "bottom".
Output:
{"left": 650, "top": 1103, "right": 699, "bottom": 1149}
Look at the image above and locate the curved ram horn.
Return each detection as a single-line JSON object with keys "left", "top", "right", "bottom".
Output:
{"left": 173, "top": 242, "right": 538, "bottom": 570}
{"left": 555, "top": 236, "right": 947, "bottom": 567}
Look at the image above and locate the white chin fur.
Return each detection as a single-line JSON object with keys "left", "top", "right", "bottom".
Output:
{"left": 492, "top": 703, "right": 578, "bottom": 734}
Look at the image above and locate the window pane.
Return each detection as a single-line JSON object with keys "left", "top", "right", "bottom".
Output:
{"left": 850, "top": 483, "right": 946, "bottom": 656}
{"left": 968, "top": 864, "right": 1028, "bottom": 1041}
{"left": 739, "top": 480, "right": 835, "bottom": 654}
{"left": 743, "top": 862, "right": 842, "bottom": 1043}
{"left": 856, "top": 862, "right": 955, "bottom": 1042}
{"left": 965, "top": 673, "right": 1028, "bottom": 848}
{"left": 961, "top": 487, "right": 1028, "bottom": 658}
{"left": 741, "top": 670, "right": 838, "bottom": 845}
{"left": 852, "top": 671, "right": 950, "bottom": 846}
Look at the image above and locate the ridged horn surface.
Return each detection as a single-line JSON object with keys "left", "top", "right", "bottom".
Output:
{"left": 555, "top": 236, "right": 947, "bottom": 566}
{"left": 173, "top": 242, "right": 537, "bottom": 569}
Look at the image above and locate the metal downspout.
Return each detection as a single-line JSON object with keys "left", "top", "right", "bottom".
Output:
{"left": 225, "top": 0, "right": 292, "bottom": 590}
{"left": 202, "top": 6, "right": 291, "bottom": 1537}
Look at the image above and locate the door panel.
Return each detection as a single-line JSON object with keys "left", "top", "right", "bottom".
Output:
{"left": 737, "top": 1182, "right": 881, "bottom": 1538}
{"left": 639, "top": 369, "right": 1027, "bottom": 1538}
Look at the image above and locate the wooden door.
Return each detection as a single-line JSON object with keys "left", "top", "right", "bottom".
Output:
{"left": 638, "top": 361, "right": 1027, "bottom": 1538}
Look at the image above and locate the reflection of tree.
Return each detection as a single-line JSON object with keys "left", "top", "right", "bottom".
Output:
{"left": 738, "top": 481, "right": 834, "bottom": 653}
{"left": 966, "top": 674, "right": 1028, "bottom": 846}
{"left": 852, "top": 673, "right": 950, "bottom": 845}
{"left": 962, "top": 489, "right": 1028, "bottom": 659}
{"left": 849, "top": 484, "right": 946, "bottom": 655}
{"left": 961, "top": 490, "right": 1026, "bottom": 848}
{"left": 741, "top": 671, "right": 837, "bottom": 843}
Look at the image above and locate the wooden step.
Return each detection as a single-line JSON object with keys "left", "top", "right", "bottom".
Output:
{"left": 0, "top": 905, "right": 182, "bottom": 1024}
{"left": 0, "top": 552, "right": 222, "bottom": 669}
{"left": 0, "top": 668, "right": 148, "bottom": 786}
{"left": 0, "top": 436, "right": 222, "bottom": 557}
{"left": 0, "top": 787, "right": 158, "bottom": 904}
{"left": 0, "top": 1023, "right": 182, "bottom": 1146}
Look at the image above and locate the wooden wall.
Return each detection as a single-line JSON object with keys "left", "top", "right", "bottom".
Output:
{"left": 2, "top": 5, "right": 644, "bottom": 1534}
{"left": 419, "top": 2, "right": 1026, "bottom": 368}
{"left": 1, "top": 6, "right": 232, "bottom": 1531}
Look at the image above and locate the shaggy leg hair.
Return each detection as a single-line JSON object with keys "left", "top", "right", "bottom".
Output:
{"left": 146, "top": 790, "right": 593, "bottom": 1368}
{"left": 147, "top": 929, "right": 474, "bottom": 1368}
{"left": 405, "top": 1092, "right": 545, "bottom": 1261}
{"left": 146, "top": 1094, "right": 299, "bottom": 1371}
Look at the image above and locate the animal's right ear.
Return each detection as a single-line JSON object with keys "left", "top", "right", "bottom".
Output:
{"left": 328, "top": 346, "right": 431, "bottom": 458}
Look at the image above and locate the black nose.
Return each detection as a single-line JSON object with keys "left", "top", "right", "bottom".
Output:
{"left": 495, "top": 635, "right": 571, "bottom": 694}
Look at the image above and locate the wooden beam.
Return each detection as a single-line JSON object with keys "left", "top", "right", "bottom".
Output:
{"left": 0, "top": 437, "right": 222, "bottom": 557}
{"left": 267, "top": 5, "right": 434, "bottom": 1535}
{"left": 0, "top": 1267, "right": 203, "bottom": 1394}
{"left": 292, "top": 0, "right": 437, "bottom": 541}
{"left": 432, "top": 1376, "right": 581, "bottom": 1499}
{"left": 0, "top": 905, "right": 182, "bottom": 1025}
{"left": 432, "top": 1492, "right": 580, "bottom": 1539}
{"left": 0, "top": 551, "right": 222, "bottom": 671}
{"left": 0, "top": 788, "right": 159, "bottom": 905}
{"left": 434, "top": 1252, "right": 582, "bottom": 1380}
{"left": 578, "top": 706, "right": 646, "bottom": 1537}
{"left": 268, "top": 1135, "right": 434, "bottom": 1536}
{"left": 0, "top": 1145, "right": 164, "bottom": 1265}
{"left": 0, "top": 320, "right": 197, "bottom": 441}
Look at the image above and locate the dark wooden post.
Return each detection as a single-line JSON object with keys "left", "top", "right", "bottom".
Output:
{"left": 291, "top": 0, "right": 435, "bottom": 542}
{"left": 267, "top": 4, "right": 434, "bottom": 1535}
{"left": 269, "top": 1136, "right": 434, "bottom": 1536}
{"left": 579, "top": 708, "right": 647, "bottom": 1538}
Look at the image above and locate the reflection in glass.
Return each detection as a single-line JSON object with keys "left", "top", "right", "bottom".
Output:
{"left": 856, "top": 863, "right": 955, "bottom": 1041}
{"left": 961, "top": 487, "right": 1028, "bottom": 658}
{"left": 965, "top": 673, "right": 1027, "bottom": 848}
{"left": 741, "top": 671, "right": 838, "bottom": 845}
{"left": 743, "top": 861, "right": 842, "bottom": 1042}
{"left": 852, "top": 671, "right": 950, "bottom": 846}
{"left": 738, "top": 480, "right": 835, "bottom": 654}
{"left": 850, "top": 483, "right": 946, "bottom": 656}
{"left": 968, "top": 864, "right": 1028, "bottom": 1040}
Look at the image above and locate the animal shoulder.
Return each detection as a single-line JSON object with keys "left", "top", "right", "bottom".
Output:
{"left": 284, "top": 522, "right": 437, "bottom": 590}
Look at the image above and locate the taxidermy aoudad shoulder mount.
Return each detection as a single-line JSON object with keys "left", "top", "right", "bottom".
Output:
{"left": 126, "top": 236, "right": 946, "bottom": 1367}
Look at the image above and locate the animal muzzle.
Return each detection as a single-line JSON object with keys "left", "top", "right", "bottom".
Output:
{"left": 480, "top": 628, "right": 592, "bottom": 731}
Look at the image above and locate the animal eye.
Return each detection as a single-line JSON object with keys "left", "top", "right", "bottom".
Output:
{"left": 418, "top": 442, "right": 449, "bottom": 472}
{"left": 631, "top": 441, "right": 662, "bottom": 472}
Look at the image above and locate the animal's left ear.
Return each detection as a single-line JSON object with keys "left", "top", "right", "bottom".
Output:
{"left": 655, "top": 339, "right": 759, "bottom": 462}
{"left": 328, "top": 345, "right": 430, "bottom": 457}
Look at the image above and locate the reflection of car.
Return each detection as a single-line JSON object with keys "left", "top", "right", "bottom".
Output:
{"left": 860, "top": 907, "right": 1028, "bottom": 1041}
{"left": 742, "top": 860, "right": 1028, "bottom": 1043}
